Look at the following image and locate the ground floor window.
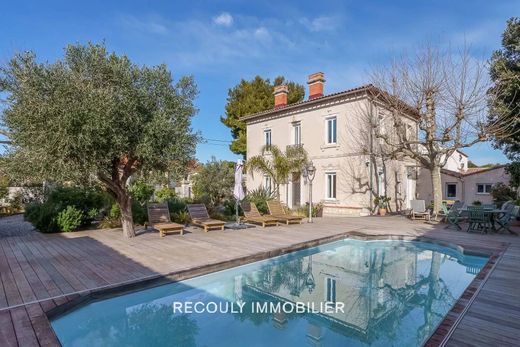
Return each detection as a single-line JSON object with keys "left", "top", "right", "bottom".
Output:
{"left": 264, "top": 176, "right": 272, "bottom": 193}
{"left": 325, "top": 277, "right": 336, "bottom": 303}
{"left": 326, "top": 173, "right": 337, "bottom": 199}
{"left": 476, "top": 183, "right": 492, "bottom": 195}
{"left": 446, "top": 183, "right": 457, "bottom": 198}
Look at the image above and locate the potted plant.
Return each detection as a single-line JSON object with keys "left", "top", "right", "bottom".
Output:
{"left": 374, "top": 195, "right": 391, "bottom": 216}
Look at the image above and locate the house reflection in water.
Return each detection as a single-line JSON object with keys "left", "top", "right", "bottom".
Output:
{"left": 237, "top": 241, "right": 482, "bottom": 346}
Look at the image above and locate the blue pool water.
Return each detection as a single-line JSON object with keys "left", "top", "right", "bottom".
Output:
{"left": 51, "top": 239, "right": 487, "bottom": 347}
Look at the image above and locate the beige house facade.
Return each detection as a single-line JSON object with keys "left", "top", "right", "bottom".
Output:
{"left": 242, "top": 73, "right": 419, "bottom": 216}
{"left": 416, "top": 150, "right": 510, "bottom": 206}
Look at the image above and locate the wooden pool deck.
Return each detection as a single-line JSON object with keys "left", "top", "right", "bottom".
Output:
{"left": 0, "top": 214, "right": 519, "bottom": 346}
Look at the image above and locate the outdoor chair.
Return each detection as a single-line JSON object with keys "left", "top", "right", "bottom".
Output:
{"left": 467, "top": 206, "right": 491, "bottom": 233}
{"left": 442, "top": 203, "right": 463, "bottom": 230}
{"left": 240, "top": 202, "right": 279, "bottom": 227}
{"left": 266, "top": 200, "right": 303, "bottom": 224}
{"left": 410, "top": 200, "right": 431, "bottom": 221}
{"left": 496, "top": 204, "right": 517, "bottom": 233}
{"left": 186, "top": 204, "right": 226, "bottom": 232}
{"left": 146, "top": 203, "right": 184, "bottom": 237}
{"left": 482, "top": 203, "right": 497, "bottom": 210}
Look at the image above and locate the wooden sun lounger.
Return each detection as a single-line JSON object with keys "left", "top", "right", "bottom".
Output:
{"left": 241, "top": 202, "right": 279, "bottom": 227}
{"left": 146, "top": 203, "right": 184, "bottom": 237}
{"left": 187, "top": 204, "right": 226, "bottom": 232}
{"left": 267, "top": 200, "right": 303, "bottom": 224}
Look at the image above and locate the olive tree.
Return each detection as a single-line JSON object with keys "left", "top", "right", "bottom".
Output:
{"left": 0, "top": 43, "right": 198, "bottom": 237}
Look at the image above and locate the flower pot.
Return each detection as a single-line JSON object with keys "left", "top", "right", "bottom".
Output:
{"left": 379, "top": 208, "right": 387, "bottom": 216}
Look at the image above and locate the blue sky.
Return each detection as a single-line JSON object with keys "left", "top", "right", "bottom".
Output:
{"left": 0, "top": 0, "right": 516, "bottom": 165}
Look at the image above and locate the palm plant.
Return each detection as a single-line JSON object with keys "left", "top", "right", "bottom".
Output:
{"left": 246, "top": 145, "right": 308, "bottom": 200}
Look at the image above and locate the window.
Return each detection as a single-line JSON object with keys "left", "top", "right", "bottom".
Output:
{"left": 264, "top": 129, "right": 272, "bottom": 147}
{"left": 378, "top": 113, "right": 386, "bottom": 136}
{"left": 325, "top": 277, "right": 336, "bottom": 303}
{"left": 264, "top": 176, "right": 272, "bottom": 193}
{"left": 292, "top": 122, "right": 301, "bottom": 145}
{"left": 477, "top": 184, "right": 492, "bottom": 195}
{"left": 326, "top": 173, "right": 337, "bottom": 199}
{"left": 446, "top": 183, "right": 457, "bottom": 198}
{"left": 326, "top": 117, "right": 337, "bottom": 144}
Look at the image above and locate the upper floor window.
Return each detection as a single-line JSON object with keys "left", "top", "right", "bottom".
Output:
{"left": 326, "top": 117, "right": 337, "bottom": 144}
{"left": 326, "top": 172, "right": 337, "bottom": 199}
{"left": 264, "top": 129, "right": 272, "bottom": 147}
{"left": 292, "top": 122, "right": 301, "bottom": 145}
{"left": 476, "top": 184, "right": 492, "bottom": 195}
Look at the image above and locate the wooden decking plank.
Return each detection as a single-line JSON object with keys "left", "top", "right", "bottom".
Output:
{"left": 10, "top": 306, "right": 39, "bottom": 347}
{"left": 0, "top": 240, "right": 23, "bottom": 307}
{"left": 25, "top": 303, "right": 60, "bottom": 347}
{"left": 0, "top": 310, "right": 17, "bottom": 347}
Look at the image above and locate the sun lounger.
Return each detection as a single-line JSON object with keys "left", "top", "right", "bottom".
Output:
{"left": 241, "top": 202, "right": 279, "bottom": 227}
{"left": 187, "top": 204, "right": 226, "bottom": 232}
{"left": 266, "top": 200, "right": 303, "bottom": 224}
{"left": 410, "top": 200, "right": 431, "bottom": 221}
{"left": 146, "top": 203, "right": 184, "bottom": 237}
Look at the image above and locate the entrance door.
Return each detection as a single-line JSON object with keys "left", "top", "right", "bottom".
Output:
{"left": 292, "top": 173, "right": 301, "bottom": 207}
{"left": 405, "top": 168, "right": 415, "bottom": 208}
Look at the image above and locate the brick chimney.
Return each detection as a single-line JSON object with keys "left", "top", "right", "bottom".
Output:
{"left": 274, "top": 85, "right": 288, "bottom": 108}
{"left": 307, "top": 72, "right": 325, "bottom": 100}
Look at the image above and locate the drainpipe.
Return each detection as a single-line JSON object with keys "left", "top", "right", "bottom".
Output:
{"left": 369, "top": 101, "right": 375, "bottom": 213}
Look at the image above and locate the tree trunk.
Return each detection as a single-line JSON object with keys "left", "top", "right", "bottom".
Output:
{"left": 431, "top": 165, "right": 442, "bottom": 214}
{"left": 117, "top": 192, "right": 135, "bottom": 238}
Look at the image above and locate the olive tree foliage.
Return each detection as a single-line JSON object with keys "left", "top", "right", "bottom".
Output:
{"left": 0, "top": 43, "right": 199, "bottom": 237}
{"left": 370, "top": 44, "right": 489, "bottom": 212}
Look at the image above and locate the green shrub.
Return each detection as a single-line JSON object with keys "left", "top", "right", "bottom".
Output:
{"left": 100, "top": 201, "right": 147, "bottom": 228}
{"left": 56, "top": 206, "right": 84, "bottom": 232}
{"left": 132, "top": 200, "right": 147, "bottom": 225}
{"left": 155, "top": 187, "right": 177, "bottom": 202}
{"left": 491, "top": 182, "right": 516, "bottom": 205}
{"left": 130, "top": 181, "right": 155, "bottom": 206}
{"left": 25, "top": 202, "right": 60, "bottom": 233}
{"left": 473, "top": 200, "right": 482, "bottom": 206}
{"left": 245, "top": 188, "right": 275, "bottom": 215}
{"left": 172, "top": 211, "right": 190, "bottom": 224}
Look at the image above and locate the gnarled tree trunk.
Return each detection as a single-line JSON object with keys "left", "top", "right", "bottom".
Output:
{"left": 117, "top": 192, "right": 135, "bottom": 238}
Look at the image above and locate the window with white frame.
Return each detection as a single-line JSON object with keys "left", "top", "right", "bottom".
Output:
{"left": 292, "top": 122, "right": 301, "bottom": 145}
{"left": 326, "top": 173, "right": 337, "bottom": 199}
{"left": 264, "top": 129, "right": 272, "bottom": 147}
{"left": 264, "top": 176, "right": 272, "bottom": 193}
{"left": 446, "top": 183, "right": 457, "bottom": 198}
{"left": 325, "top": 277, "right": 336, "bottom": 303}
{"left": 476, "top": 183, "right": 492, "bottom": 195}
{"left": 326, "top": 117, "right": 337, "bottom": 144}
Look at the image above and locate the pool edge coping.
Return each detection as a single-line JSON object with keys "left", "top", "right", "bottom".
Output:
{"left": 38, "top": 229, "right": 507, "bottom": 347}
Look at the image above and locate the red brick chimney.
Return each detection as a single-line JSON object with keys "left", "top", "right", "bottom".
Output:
{"left": 274, "top": 85, "right": 288, "bottom": 108}
{"left": 307, "top": 72, "right": 325, "bottom": 100}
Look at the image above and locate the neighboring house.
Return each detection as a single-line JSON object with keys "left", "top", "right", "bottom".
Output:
{"left": 242, "top": 72, "right": 419, "bottom": 216}
{"left": 416, "top": 150, "right": 510, "bottom": 206}
{"left": 172, "top": 161, "right": 201, "bottom": 199}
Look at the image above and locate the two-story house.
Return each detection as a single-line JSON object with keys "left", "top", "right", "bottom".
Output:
{"left": 241, "top": 72, "right": 419, "bottom": 217}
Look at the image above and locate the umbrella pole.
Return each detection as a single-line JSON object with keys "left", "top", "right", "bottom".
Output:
{"left": 236, "top": 198, "right": 240, "bottom": 225}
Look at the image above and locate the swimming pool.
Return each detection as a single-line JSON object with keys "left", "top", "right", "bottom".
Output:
{"left": 51, "top": 239, "right": 487, "bottom": 346}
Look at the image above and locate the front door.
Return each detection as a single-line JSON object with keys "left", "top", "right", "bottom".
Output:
{"left": 292, "top": 173, "right": 301, "bottom": 207}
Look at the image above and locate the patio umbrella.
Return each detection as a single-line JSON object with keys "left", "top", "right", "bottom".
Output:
{"left": 233, "top": 159, "right": 245, "bottom": 227}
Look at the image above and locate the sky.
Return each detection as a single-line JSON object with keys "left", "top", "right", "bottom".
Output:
{"left": 0, "top": 0, "right": 516, "bottom": 165}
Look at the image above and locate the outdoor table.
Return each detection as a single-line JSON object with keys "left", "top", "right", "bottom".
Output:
{"left": 460, "top": 208, "right": 508, "bottom": 233}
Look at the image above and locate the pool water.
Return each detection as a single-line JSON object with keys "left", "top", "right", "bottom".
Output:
{"left": 51, "top": 239, "right": 487, "bottom": 347}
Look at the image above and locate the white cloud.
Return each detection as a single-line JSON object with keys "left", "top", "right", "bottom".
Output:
{"left": 254, "top": 27, "right": 271, "bottom": 41}
{"left": 300, "top": 16, "right": 341, "bottom": 32}
{"left": 119, "top": 15, "right": 168, "bottom": 35}
{"left": 213, "top": 12, "right": 234, "bottom": 27}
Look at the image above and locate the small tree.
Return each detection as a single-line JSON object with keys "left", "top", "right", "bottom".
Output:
{"left": 246, "top": 145, "right": 308, "bottom": 200}
{"left": 221, "top": 76, "right": 304, "bottom": 157}
{"left": 192, "top": 158, "right": 235, "bottom": 210}
{"left": 0, "top": 43, "right": 198, "bottom": 237}
{"left": 371, "top": 44, "right": 489, "bottom": 212}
